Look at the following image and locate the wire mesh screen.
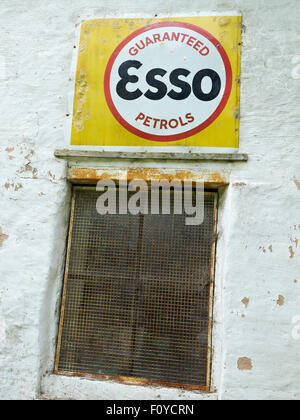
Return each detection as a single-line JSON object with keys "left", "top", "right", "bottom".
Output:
{"left": 56, "top": 187, "right": 217, "bottom": 389}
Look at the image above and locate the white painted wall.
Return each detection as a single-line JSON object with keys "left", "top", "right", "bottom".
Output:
{"left": 0, "top": 0, "right": 299, "bottom": 400}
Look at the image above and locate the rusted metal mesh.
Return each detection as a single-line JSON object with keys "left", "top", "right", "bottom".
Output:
{"left": 56, "top": 187, "right": 217, "bottom": 389}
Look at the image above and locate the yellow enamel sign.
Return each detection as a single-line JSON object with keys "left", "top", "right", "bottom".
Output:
{"left": 70, "top": 16, "right": 241, "bottom": 149}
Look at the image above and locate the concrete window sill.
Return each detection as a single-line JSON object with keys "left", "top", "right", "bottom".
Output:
{"left": 54, "top": 149, "right": 248, "bottom": 162}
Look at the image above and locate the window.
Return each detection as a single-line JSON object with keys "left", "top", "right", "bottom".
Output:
{"left": 55, "top": 186, "right": 217, "bottom": 390}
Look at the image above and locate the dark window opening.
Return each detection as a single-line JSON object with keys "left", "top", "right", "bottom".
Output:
{"left": 55, "top": 186, "right": 218, "bottom": 390}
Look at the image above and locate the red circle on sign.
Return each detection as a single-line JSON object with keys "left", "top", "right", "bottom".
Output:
{"left": 104, "top": 21, "right": 233, "bottom": 142}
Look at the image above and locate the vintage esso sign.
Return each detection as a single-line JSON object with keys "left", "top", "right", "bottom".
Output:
{"left": 104, "top": 22, "right": 232, "bottom": 142}
{"left": 70, "top": 17, "right": 241, "bottom": 149}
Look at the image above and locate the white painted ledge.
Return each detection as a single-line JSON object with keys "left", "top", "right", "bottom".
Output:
{"left": 40, "top": 374, "right": 218, "bottom": 400}
{"left": 54, "top": 149, "right": 248, "bottom": 162}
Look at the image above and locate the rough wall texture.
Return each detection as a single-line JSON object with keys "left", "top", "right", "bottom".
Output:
{"left": 0, "top": 0, "right": 299, "bottom": 400}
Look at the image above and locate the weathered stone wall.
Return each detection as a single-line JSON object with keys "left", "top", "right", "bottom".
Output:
{"left": 0, "top": 0, "right": 299, "bottom": 400}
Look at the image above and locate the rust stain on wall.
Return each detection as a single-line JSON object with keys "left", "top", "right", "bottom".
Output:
{"left": 71, "top": 168, "right": 99, "bottom": 181}
{"left": 237, "top": 358, "right": 253, "bottom": 371}
{"left": 201, "top": 171, "right": 228, "bottom": 186}
{"left": 63, "top": 371, "right": 207, "bottom": 391}
{"left": 126, "top": 168, "right": 204, "bottom": 182}
{"left": 0, "top": 228, "right": 8, "bottom": 247}
{"left": 69, "top": 167, "right": 228, "bottom": 187}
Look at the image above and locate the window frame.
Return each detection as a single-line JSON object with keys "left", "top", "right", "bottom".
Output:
{"left": 54, "top": 185, "right": 218, "bottom": 392}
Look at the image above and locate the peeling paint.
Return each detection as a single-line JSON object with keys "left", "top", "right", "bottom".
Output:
{"left": 24, "top": 150, "right": 35, "bottom": 163}
{"left": 233, "top": 182, "right": 246, "bottom": 187}
{"left": 259, "top": 246, "right": 266, "bottom": 254}
{"left": 289, "top": 238, "right": 298, "bottom": 259}
{"left": 277, "top": 295, "right": 285, "bottom": 307}
{"left": 14, "top": 184, "right": 23, "bottom": 192}
{"left": 48, "top": 171, "right": 56, "bottom": 180}
{"left": 73, "top": 69, "right": 89, "bottom": 132}
{"left": 237, "top": 358, "right": 253, "bottom": 371}
{"left": 32, "top": 168, "right": 38, "bottom": 179}
{"left": 242, "top": 297, "right": 249, "bottom": 308}
{"left": 0, "top": 228, "right": 8, "bottom": 247}
{"left": 17, "top": 162, "right": 38, "bottom": 179}
{"left": 289, "top": 246, "right": 295, "bottom": 259}
{"left": 219, "top": 17, "right": 231, "bottom": 27}
{"left": 293, "top": 177, "right": 300, "bottom": 190}
{"left": 25, "top": 163, "right": 33, "bottom": 172}
{"left": 4, "top": 182, "right": 22, "bottom": 191}
{"left": 79, "top": 39, "right": 87, "bottom": 54}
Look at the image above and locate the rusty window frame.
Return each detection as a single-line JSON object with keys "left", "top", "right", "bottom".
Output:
{"left": 54, "top": 186, "right": 218, "bottom": 391}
